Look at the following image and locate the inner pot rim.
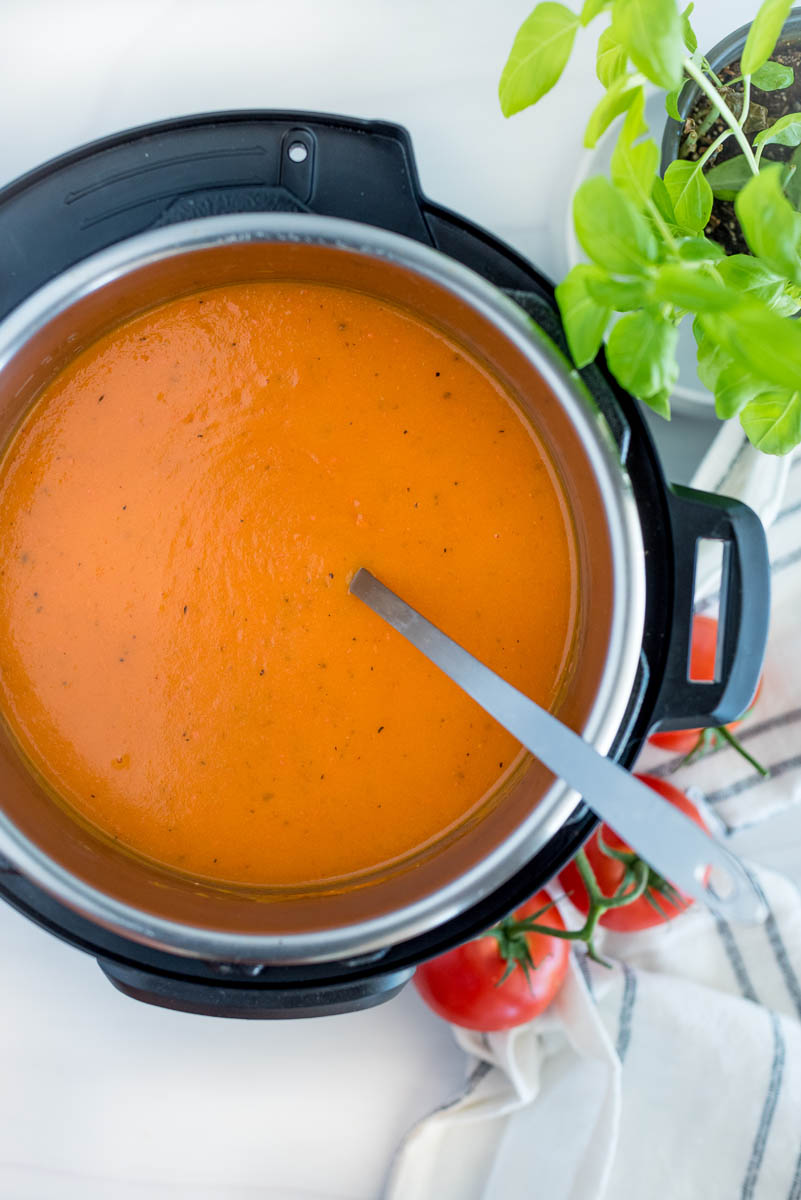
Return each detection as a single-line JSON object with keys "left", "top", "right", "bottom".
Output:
{"left": 0, "top": 214, "right": 646, "bottom": 962}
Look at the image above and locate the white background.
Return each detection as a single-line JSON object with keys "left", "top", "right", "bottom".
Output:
{"left": 0, "top": 2, "right": 789, "bottom": 1197}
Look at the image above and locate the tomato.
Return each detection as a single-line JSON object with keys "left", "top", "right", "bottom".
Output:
{"left": 649, "top": 614, "right": 761, "bottom": 754}
{"left": 649, "top": 726, "right": 711, "bottom": 754}
{"left": 558, "top": 775, "right": 708, "bottom": 932}
{"left": 413, "top": 890, "right": 570, "bottom": 1031}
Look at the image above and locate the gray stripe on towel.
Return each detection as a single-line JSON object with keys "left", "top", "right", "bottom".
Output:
{"left": 741, "top": 1012, "right": 785, "bottom": 1200}
{"left": 706, "top": 753, "right": 801, "bottom": 806}
{"left": 776, "top": 495, "right": 801, "bottom": 525}
{"left": 740, "top": 707, "right": 801, "bottom": 741}
{"left": 420, "top": 1058, "right": 493, "bottom": 1121}
{"left": 715, "top": 918, "right": 759, "bottom": 1003}
{"left": 786, "top": 1125, "right": 801, "bottom": 1200}
{"left": 615, "top": 963, "right": 637, "bottom": 1064}
{"left": 576, "top": 951, "right": 595, "bottom": 1000}
{"left": 712, "top": 438, "right": 752, "bottom": 494}
{"left": 763, "top": 907, "right": 801, "bottom": 1022}
{"left": 772, "top": 544, "right": 801, "bottom": 575}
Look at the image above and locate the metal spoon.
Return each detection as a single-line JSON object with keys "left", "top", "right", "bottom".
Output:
{"left": 350, "top": 568, "right": 766, "bottom": 924}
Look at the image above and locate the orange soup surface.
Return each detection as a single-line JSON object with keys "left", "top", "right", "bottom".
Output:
{"left": 0, "top": 282, "right": 577, "bottom": 886}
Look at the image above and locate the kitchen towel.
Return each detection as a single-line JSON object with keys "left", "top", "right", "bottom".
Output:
{"left": 385, "top": 452, "right": 801, "bottom": 1200}
{"left": 385, "top": 865, "right": 801, "bottom": 1200}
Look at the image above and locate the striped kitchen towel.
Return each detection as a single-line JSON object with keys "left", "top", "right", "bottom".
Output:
{"left": 385, "top": 865, "right": 801, "bottom": 1200}
{"left": 637, "top": 449, "right": 801, "bottom": 833}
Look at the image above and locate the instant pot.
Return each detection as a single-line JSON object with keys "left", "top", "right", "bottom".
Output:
{"left": 0, "top": 112, "right": 769, "bottom": 1018}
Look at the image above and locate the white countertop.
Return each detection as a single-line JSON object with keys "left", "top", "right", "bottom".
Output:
{"left": 0, "top": 2, "right": 786, "bottom": 1196}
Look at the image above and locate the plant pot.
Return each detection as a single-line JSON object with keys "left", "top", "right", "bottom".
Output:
{"left": 656, "top": 10, "right": 801, "bottom": 527}
{"left": 660, "top": 9, "right": 801, "bottom": 176}
{"left": 643, "top": 9, "right": 801, "bottom": 422}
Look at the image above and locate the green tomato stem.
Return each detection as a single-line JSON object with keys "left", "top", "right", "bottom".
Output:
{"left": 679, "top": 721, "right": 769, "bottom": 777}
{"left": 575, "top": 846, "right": 604, "bottom": 903}
{"left": 681, "top": 727, "right": 714, "bottom": 766}
{"left": 683, "top": 57, "right": 758, "bottom": 175}
{"left": 717, "top": 723, "right": 770, "bottom": 776}
{"left": 502, "top": 924, "right": 588, "bottom": 942}
{"left": 600, "top": 859, "right": 650, "bottom": 907}
{"left": 596, "top": 826, "right": 638, "bottom": 865}
{"left": 489, "top": 851, "right": 652, "bottom": 968}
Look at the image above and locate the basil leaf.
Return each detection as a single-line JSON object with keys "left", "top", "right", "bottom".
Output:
{"left": 695, "top": 322, "right": 764, "bottom": 419}
{"left": 735, "top": 164, "right": 801, "bottom": 284}
{"left": 779, "top": 283, "right": 801, "bottom": 315}
{"left": 581, "top": 0, "right": 610, "bottom": 22}
{"left": 652, "top": 263, "right": 733, "bottom": 311}
{"left": 751, "top": 60, "right": 794, "bottom": 89}
{"left": 677, "top": 236, "right": 725, "bottom": 262}
{"left": 620, "top": 81, "right": 647, "bottom": 139}
{"left": 754, "top": 112, "right": 801, "bottom": 149}
{"left": 701, "top": 300, "right": 801, "bottom": 391}
{"left": 651, "top": 175, "right": 677, "bottom": 223}
{"left": 499, "top": 3, "right": 580, "bottom": 117}
{"left": 695, "top": 331, "right": 731, "bottom": 391}
{"left": 606, "top": 309, "right": 679, "bottom": 402}
{"left": 741, "top": 0, "right": 793, "bottom": 76}
{"left": 706, "top": 156, "right": 784, "bottom": 203}
{"left": 586, "top": 275, "right": 653, "bottom": 308}
{"left": 610, "top": 91, "right": 659, "bottom": 208}
{"left": 597, "top": 26, "right": 628, "bottom": 86}
{"left": 555, "top": 264, "right": 612, "bottom": 368}
{"left": 681, "top": 3, "right": 697, "bottom": 53}
{"left": 643, "top": 386, "right": 672, "bottom": 419}
{"left": 740, "top": 389, "right": 801, "bottom": 454}
{"left": 705, "top": 154, "right": 764, "bottom": 200}
{"left": 584, "top": 73, "right": 644, "bottom": 147}
{"left": 715, "top": 254, "right": 800, "bottom": 313}
{"left": 611, "top": 0, "right": 684, "bottom": 89}
{"left": 665, "top": 87, "right": 682, "bottom": 120}
{"left": 715, "top": 362, "right": 766, "bottom": 419}
{"left": 573, "top": 176, "right": 658, "bottom": 272}
{"left": 663, "top": 159, "right": 714, "bottom": 232}
{"left": 784, "top": 144, "right": 801, "bottom": 210}
{"left": 612, "top": 136, "right": 660, "bottom": 209}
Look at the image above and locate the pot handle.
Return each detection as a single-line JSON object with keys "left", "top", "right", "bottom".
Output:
{"left": 649, "top": 484, "right": 769, "bottom": 732}
{"left": 96, "top": 957, "right": 414, "bottom": 1019}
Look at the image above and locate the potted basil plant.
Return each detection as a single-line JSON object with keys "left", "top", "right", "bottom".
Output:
{"left": 499, "top": 0, "right": 801, "bottom": 455}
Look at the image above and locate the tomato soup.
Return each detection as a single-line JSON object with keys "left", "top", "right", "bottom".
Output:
{"left": 0, "top": 282, "right": 577, "bottom": 886}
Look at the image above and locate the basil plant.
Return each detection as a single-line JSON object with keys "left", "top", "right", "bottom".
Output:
{"left": 500, "top": 0, "right": 801, "bottom": 454}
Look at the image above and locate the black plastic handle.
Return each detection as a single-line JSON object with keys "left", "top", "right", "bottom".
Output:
{"left": 650, "top": 484, "right": 770, "bottom": 732}
{"left": 97, "top": 958, "right": 414, "bottom": 1019}
{"left": 0, "top": 111, "right": 436, "bottom": 321}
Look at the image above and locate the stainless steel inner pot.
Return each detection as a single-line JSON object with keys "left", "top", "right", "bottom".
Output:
{"left": 0, "top": 215, "right": 645, "bottom": 963}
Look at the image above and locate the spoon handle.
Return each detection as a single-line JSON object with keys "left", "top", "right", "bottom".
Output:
{"left": 350, "top": 568, "right": 766, "bottom": 924}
